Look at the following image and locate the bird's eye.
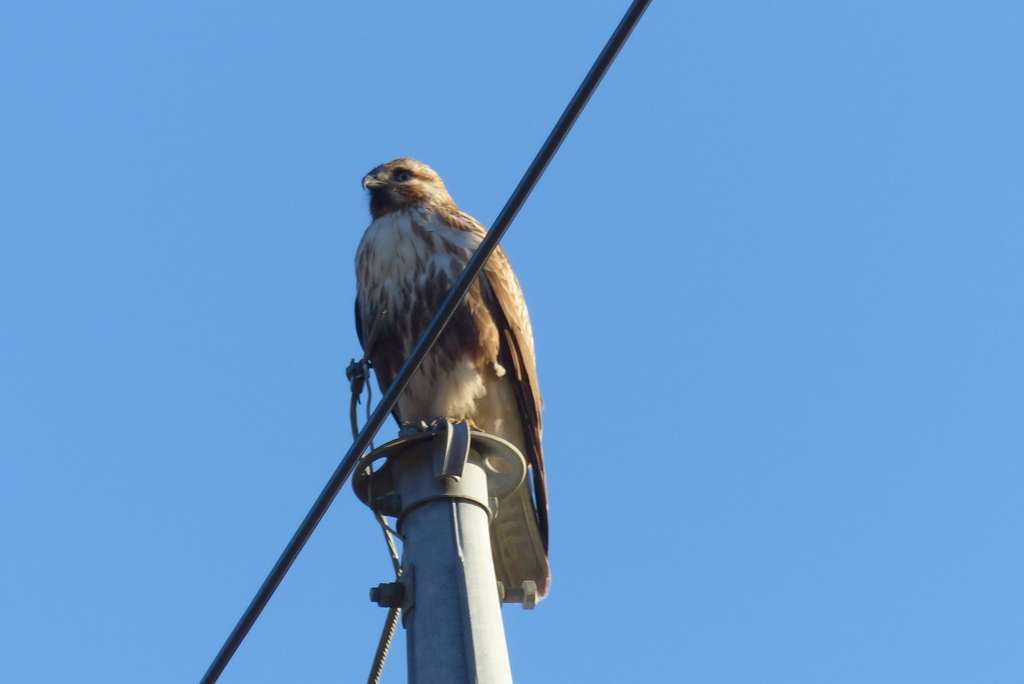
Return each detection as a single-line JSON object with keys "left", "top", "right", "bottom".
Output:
{"left": 393, "top": 170, "right": 412, "bottom": 183}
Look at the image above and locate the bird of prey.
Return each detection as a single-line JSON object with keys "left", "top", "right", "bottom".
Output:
{"left": 355, "top": 158, "right": 549, "bottom": 599}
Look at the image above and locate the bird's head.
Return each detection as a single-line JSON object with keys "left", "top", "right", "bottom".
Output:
{"left": 362, "top": 158, "right": 453, "bottom": 219}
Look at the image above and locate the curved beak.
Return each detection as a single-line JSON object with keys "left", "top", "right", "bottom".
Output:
{"left": 362, "top": 174, "right": 386, "bottom": 190}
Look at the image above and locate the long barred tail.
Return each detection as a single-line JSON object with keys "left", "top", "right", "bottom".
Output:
{"left": 489, "top": 481, "right": 550, "bottom": 600}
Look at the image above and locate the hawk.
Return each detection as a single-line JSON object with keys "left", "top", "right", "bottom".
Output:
{"left": 356, "top": 158, "right": 549, "bottom": 599}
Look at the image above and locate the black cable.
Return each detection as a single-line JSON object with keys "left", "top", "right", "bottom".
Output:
{"left": 199, "top": 1, "right": 651, "bottom": 681}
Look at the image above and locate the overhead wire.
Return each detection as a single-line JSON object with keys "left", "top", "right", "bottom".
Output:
{"left": 199, "top": 1, "right": 652, "bottom": 681}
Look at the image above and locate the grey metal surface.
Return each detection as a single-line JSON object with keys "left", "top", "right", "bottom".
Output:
{"left": 385, "top": 422, "right": 522, "bottom": 684}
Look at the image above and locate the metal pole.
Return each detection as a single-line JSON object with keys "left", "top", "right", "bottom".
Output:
{"left": 397, "top": 446, "right": 511, "bottom": 683}
{"left": 361, "top": 421, "right": 531, "bottom": 683}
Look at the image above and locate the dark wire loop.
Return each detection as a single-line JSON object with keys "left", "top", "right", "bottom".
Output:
{"left": 349, "top": 337, "right": 403, "bottom": 683}
{"left": 199, "top": 2, "right": 651, "bottom": 681}
{"left": 367, "top": 606, "right": 401, "bottom": 684}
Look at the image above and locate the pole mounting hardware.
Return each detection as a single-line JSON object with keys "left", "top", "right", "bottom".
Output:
{"left": 351, "top": 419, "right": 527, "bottom": 524}
{"left": 496, "top": 581, "right": 538, "bottom": 610}
{"left": 369, "top": 582, "right": 404, "bottom": 609}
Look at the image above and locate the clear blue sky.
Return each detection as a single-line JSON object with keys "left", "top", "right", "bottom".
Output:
{"left": 2, "top": 2, "right": 1022, "bottom": 682}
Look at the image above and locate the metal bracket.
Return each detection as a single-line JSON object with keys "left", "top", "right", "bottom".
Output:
{"left": 351, "top": 419, "right": 527, "bottom": 521}
{"left": 370, "top": 566, "right": 416, "bottom": 624}
{"left": 401, "top": 565, "right": 415, "bottom": 626}
{"left": 436, "top": 419, "right": 471, "bottom": 481}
